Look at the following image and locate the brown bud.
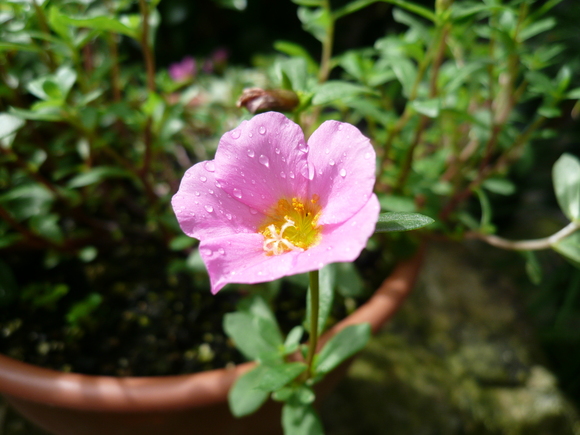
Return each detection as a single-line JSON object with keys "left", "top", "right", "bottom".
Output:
{"left": 237, "top": 88, "right": 299, "bottom": 114}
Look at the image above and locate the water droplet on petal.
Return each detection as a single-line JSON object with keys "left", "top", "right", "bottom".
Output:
{"left": 329, "top": 159, "right": 335, "bottom": 166}
{"left": 230, "top": 129, "right": 241, "bottom": 139}
{"left": 251, "top": 179, "right": 256, "bottom": 185}
{"left": 364, "top": 152, "right": 372, "bottom": 160}
{"left": 195, "top": 191, "right": 200, "bottom": 196}
{"left": 204, "top": 161, "right": 215, "bottom": 172}
{"left": 298, "top": 142, "right": 309, "bottom": 153}
{"left": 259, "top": 155, "right": 270, "bottom": 167}
{"left": 247, "top": 149, "right": 255, "bottom": 158}
{"left": 248, "top": 132, "right": 253, "bottom": 138}
{"left": 218, "top": 248, "right": 225, "bottom": 255}
{"left": 339, "top": 168, "right": 347, "bottom": 177}
{"left": 225, "top": 213, "right": 232, "bottom": 220}
{"left": 215, "top": 181, "right": 221, "bottom": 188}
{"left": 204, "top": 205, "right": 214, "bottom": 213}
{"left": 200, "top": 176, "right": 207, "bottom": 182}
{"left": 233, "top": 188, "right": 242, "bottom": 199}
{"left": 259, "top": 126, "right": 266, "bottom": 135}
{"left": 249, "top": 208, "right": 258, "bottom": 215}
{"left": 337, "top": 124, "right": 343, "bottom": 131}
{"left": 289, "top": 171, "right": 295, "bottom": 179}
{"left": 280, "top": 171, "right": 286, "bottom": 178}
{"left": 204, "top": 248, "right": 213, "bottom": 256}
{"left": 301, "top": 162, "right": 315, "bottom": 180}
{"left": 275, "top": 147, "right": 280, "bottom": 154}
{"left": 325, "top": 149, "right": 330, "bottom": 154}
{"left": 208, "top": 189, "right": 214, "bottom": 194}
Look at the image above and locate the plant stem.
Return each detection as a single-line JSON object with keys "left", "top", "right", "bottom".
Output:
{"left": 306, "top": 270, "right": 320, "bottom": 378}
{"left": 468, "top": 221, "right": 579, "bottom": 251}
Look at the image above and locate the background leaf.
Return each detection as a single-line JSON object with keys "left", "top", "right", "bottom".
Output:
{"left": 228, "top": 365, "right": 270, "bottom": 417}
{"left": 552, "top": 153, "right": 580, "bottom": 222}
{"left": 314, "top": 323, "right": 371, "bottom": 375}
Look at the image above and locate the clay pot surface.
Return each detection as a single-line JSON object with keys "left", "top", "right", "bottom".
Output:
{"left": 0, "top": 249, "right": 423, "bottom": 435}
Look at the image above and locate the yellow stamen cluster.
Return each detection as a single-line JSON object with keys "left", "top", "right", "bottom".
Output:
{"left": 259, "top": 195, "right": 322, "bottom": 256}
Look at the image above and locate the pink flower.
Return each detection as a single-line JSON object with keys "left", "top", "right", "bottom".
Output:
{"left": 169, "top": 56, "right": 196, "bottom": 82}
{"left": 172, "top": 112, "right": 379, "bottom": 294}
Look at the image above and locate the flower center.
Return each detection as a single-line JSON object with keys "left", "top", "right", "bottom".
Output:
{"left": 259, "top": 195, "right": 322, "bottom": 256}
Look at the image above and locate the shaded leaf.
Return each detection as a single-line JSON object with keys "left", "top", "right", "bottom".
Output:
{"left": 315, "top": 323, "right": 371, "bottom": 375}
{"left": 312, "top": 81, "right": 376, "bottom": 105}
{"left": 256, "top": 362, "right": 307, "bottom": 392}
{"left": 282, "top": 403, "right": 324, "bottom": 435}
{"left": 228, "top": 365, "right": 270, "bottom": 417}
{"left": 67, "top": 167, "right": 134, "bottom": 188}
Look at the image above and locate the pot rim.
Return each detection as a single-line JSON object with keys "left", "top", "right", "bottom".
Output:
{"left": 0, "top": 247, "right": 424, "bottom": 412}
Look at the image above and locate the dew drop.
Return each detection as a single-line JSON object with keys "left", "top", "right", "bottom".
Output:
{"left": 280, "top": 171, "right": 286, "bottom": 178}
{"left": 190, "top": 212, "right": 195, "bottom": 217}
{"left": 281, "top": 157, "right": 286, "bottom": 162}
{"left": 215, "top": 181, "right": 221, "bottom": 188}
{"left": 301, "top": 162, "right": 315, "bottom": 180}
{"left": 204, "top": 205, "right": 214, "bottom": 213}
{"left": 200, "top": 176, "right": 207, "bottom": 182}
{"left": 318, "top": 168, "right": 323, "bottom": 175}
{"left": 325, "top": 149, "right": 330, "bottom": 154}
{"left": 230, "top": 129, "right": 241, "bottom": 139}
{"left": 258, "top": 155, "right": 270, "bottom": 167}
{"left": 289, "top": 171, "right": 295, "bottom": 179}
{"left": 275, "top": 147, "right": 280, "bottom": 154}
{"left": 339, "top": 168, "right": 347, "bottom": 177}
{"left": 225, "top": 213, "right": 232, "bottom": 220}
{"left": 329, "top": 159, "right": 335, "bottom": 166}
{"left": 248, "top": 132, "right": 253, "bottom": 138}
{"left": 337, "top": 124, "right": 344, "bottom": 131}
{"left": 364, "top": 152, "right": 372, "bottom": 160}
{"left": 218, "top": 248, "right": 225, "bottom": 255}
{"left": 195, "top": 191, "right": 200, "bottom": 196}
{"left": 208, "top": 189, "right": 214, "bottom": 194}
{"left": 259, "top": 126, "right": 266, "bottom": 135}
{"left": 247, "top": 149, "right": 255, "bottom": 158}
{"left": 297, "top": 142, "right": 309, "bottom": 153}
{"left": 204, "top": 248, "right": 213, "bottom": 256}
{"left": 251, "top": 179, "right": 256, "bottom": 185}
{"left": 249, "top": 208, "right": 258, "bottom": 215}
{"left": 204, "top": 161, "right": 215, "bottom": 172}
{"left": 233, "top": 188, "right": 242, "bottom": 199}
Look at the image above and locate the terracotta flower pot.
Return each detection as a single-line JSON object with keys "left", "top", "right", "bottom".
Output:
{"left": 0, "top": 250, "right": 424, "bottom": 435}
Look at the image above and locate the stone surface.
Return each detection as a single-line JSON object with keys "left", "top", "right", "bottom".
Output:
{"left": 321, "top": 242, "right": 580, "bottom": 435}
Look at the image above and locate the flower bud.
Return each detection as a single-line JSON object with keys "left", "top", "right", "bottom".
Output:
{"left": 237, "top": 88, "right": 299, "bottom": 114}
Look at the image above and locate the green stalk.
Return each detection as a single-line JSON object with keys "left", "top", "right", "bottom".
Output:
{"left": 305, "top": 270, "right": 320, "bottom": 378}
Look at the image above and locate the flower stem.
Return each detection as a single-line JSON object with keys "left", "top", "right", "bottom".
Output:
{"left": 306, "top": 269, "right": 320, "bottom": 378}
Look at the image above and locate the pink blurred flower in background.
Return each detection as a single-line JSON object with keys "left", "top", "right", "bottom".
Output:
{"left": 172, "top": 112, "right": 379, "bottom": 293}
{"left": 169, "top": 56, "right": 196, "bottom": 82}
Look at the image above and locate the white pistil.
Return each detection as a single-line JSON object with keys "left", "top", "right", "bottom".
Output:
{"left": 262, "top": 218, "right": 303, "bottom": 255}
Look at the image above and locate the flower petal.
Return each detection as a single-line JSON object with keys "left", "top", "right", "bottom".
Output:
{"left": 201, "top": 194, "right": 380, "bottom": 294}
{"left": 172, "top": 160, "right": 264, "bottom": 240}
{"left": 200, "top": 233, "right": 298, "bottom": 294}
{"left": 292, "top": 194, "right": 380, "bottom": 271}
{"left": 214, "top": 112, "right": 309, "bottom": 214}
{"left": 306, "top": 121, "right": 376, "bottom": 225}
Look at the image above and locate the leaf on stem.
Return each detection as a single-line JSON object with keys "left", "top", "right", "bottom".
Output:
{"left": 314, "top": 323, "right": 371, "bottom": 376}
{"left": 374, "top": 212, "right": 434, "bottom": 232}
{"left": 553, "top": 153, "right": 580, "bottom": 222}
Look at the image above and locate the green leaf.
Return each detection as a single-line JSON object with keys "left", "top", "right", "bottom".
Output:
{"left": 410, "top": 98, "right": 440, "bottom": 118}
{"left": 292, "top": 0, "right": 323, "bottom": 5}
{"left": 228, "top": 365, "right": 270, "bottom": 417}
{"left": 0, "top": 184, "right": 54, "bottom": 221}
{"left": 335, "top": 262, "right": 364, "bottom": 297}
{"left": 275, "top": 57, "right": 309, "bottom": 93}
{"left": 297, "top": 6, "right": 331, "bottom": 43}
{"left": 391, "top": 57, "right": 417, "bottom": 98}
{"left": 223, "top": 312, "right": 283, "bottom": 360}
{"left": 66, "top": 293, "right": 102, "bottom": 324}
{"left": 375, "top": 212, "right": 434, "bottom": 232}
{"left": 378, "top": 194, "right": 416, "bottom": 212}
{"left": 482, "top": 178, "right": 516, "bottom": 196}
{"left": 67, "top": 167, "right": 134, "bottom": 188}
{"left": 523, "top": 251, "right": 542, "bottom": 285}
{"left": 552, "top": 153, "right": 580, "bottom": 222}
{"left": 312, "top": 81, "right": 376, "bottom": 105}
{"left": 315, "top": 323, "right": 371, "bottom": 375}
{"left": 567, "top": 88, "right": 580, "bottom": 100}
{"left": 22, "top": 283, "right": 69, "bottom": 308}
{"left": 552, "top": 231, "right": 580, "bottom": 268}
{"left": 519, "top": 17, "right": 556, "bottom": 41}
{"left": 256, "top": 362, "right": 307, "bottom": 392}
{"left": 305, "top": 265, "right": 335, "bottom": 335}
{"left": 0, "top": 113, "right": 25, "bottom": 146}
{"left": 282, "top": 403, "right": 324, "bottom": 435}
{"left": 50, "top": 11, "right": 138, "bottom": 39}
{"left": 274, "top": 41, "right": 318, "bottom": 74}
{"left": 284, "top": 326, "right": 304, "bottom": 353}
